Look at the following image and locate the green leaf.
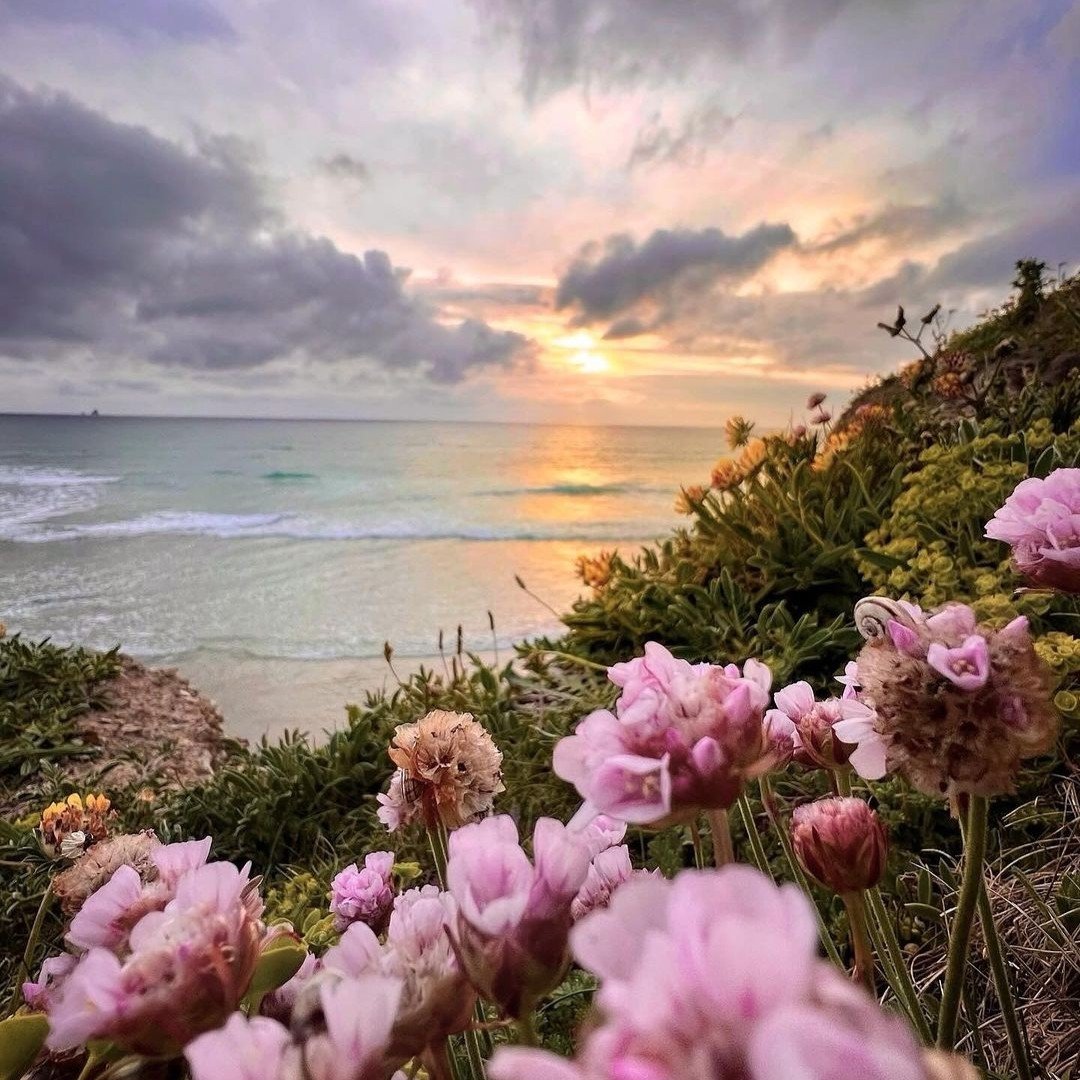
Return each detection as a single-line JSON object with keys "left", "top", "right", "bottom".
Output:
{"left": 0, "top": 1012, "right": 48, "bottom": 1080}
{"left": 242, "top": 934, "right": 308, "bottom": 1013}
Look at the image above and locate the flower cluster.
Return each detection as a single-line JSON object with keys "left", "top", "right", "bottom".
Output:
{"left": 490, "top": 866, "right": 953, "bottom": 1080}
{"left": 985, "top": 467, "right": 1080, "bottom": 592}
{"left": 378, "top": 710, "right": 504, "bottom": 831}
{"left": 848, "top": 600, "right": 1058, "bottom": 796}
{"left": 554, "top": 642, "right": 774, "bottom": 825}
{"left": 575, "top": 549, "right": 617, "bottom": 588}
{"left": 38, "top": 792, "right": 113, "bottom": 859}
{"left": 447, "top": 814, "right": 589, "bottom": 1018}
{"left": 329, "top": 851, "right": 396, "bottom": 933}
{"left": 791, "top": 797, "right": 888, "bottom": 895}
{"left": 43, "top": 841, "right": 265, "bottom": 1055}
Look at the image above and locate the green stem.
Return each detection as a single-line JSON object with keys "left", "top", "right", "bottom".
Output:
{"left": 428, "top": 823, "right": 450, "bottom": 890}
{"left": 976, "top": 878, "right": 1033, "bottom": 1080}
{"left": 866, "top": 886, "right": 933, "bottom": 1044}
{"left": 528, "top": 649, "right": 608, "bottom": 672}
{"left": 835, "top": 769, "right": 853, "bottom": 798}
{"left": 708, "top": 808, "right": 735, "bottom": 867}
{"left": 14, "top": 882, "right": 53, "bottom": 1004}
{"left": 689, "top": 819, "right": 706, "bottom": 870}
{"left": 736, "top": 794, "right": 771, "bottom": 878}
{"left": 759, "top": 776, "right": 844, "bottom": 968}
{"left": 937, "top": 795, "right": 988, "bottom": 1051}
{"left": 843, "top": 891, "right": 876, "bottom": 993}
{"left": 463, "top": 1026, "right": 487, "bottom": 1080}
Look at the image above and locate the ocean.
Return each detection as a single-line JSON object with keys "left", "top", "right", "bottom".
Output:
{"left": 0, "top": 415, "right": 722, "bottom": 738}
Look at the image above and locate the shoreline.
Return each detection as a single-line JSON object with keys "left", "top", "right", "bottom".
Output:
{"left": 160, "top": 647, "right": 499, "bottom": 744}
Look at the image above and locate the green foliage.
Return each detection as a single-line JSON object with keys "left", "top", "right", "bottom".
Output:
{"left": 0, "top": 635, "right": 119, "bottom": 792}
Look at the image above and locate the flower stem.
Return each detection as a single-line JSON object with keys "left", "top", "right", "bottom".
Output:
{"left": 835, "top": 768, "right": 853, "bottom": 798}
{"left": 516, "top": 1011, "right": 539, "bottom": 1047}
{"left": 707, "top": 808, "right": 735, "bottom": 867}
{"left": 866, "top": 886, "right": 933, "bottom": 1044}
{"left": 463, "top": 1026, "right": 488, "bottom": 1080}
{"left": 428, "top": 822, "right": 450, "bottom": 890}
{"left": 689, "top": 819, "right": 706, "bottom": 870}
{"left": 842, "top": 891, "right": 876, "bottom": 993}
{"left": 937, "top": 794, "right": 988, "bottom": 1051}
{"left": 736, "top": 793, "right": 771, "bottom": 878}
{"left": 759, "top": 776, "right": 844, "bottom": 968}
{"left": 14, "top": 881, "right": 53, "bottom": 1004}
{"left": 976, "top": 878, "right": 1033, "bottom": 1080}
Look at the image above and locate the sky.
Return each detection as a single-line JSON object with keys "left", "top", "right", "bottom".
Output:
{"left": 0, "top": 0, "right": 1078, "bottom": 427}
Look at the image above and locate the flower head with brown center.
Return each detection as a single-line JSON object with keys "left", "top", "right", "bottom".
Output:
{"left": 383, "top": 710, "right": 504, "bottom": 831}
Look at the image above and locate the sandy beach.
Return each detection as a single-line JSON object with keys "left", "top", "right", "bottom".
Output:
{"left": 165, "top": 648, "right": 497, "bottom": 744}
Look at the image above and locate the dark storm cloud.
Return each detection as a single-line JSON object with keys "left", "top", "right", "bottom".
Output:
{"left": 0, "top": 79, "right": 530, "bottom": 382}
{"left": 317, "top": 152, "right": 372, "bottom": 183}
{"left": 555, "top": 222, "right": 797, "bottom": 324}
{"left": 474, "top": 0, "right": 853, "bottom": 102}
{"left": 0, "top": 0, "right": 235, "bottom": 42}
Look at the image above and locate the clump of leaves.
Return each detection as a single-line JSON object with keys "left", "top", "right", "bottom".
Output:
{"left": 0, "top": 635, "right": 120, "bottom": 790}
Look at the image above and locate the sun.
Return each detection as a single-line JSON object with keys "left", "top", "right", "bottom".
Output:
{"left": 570, "top": 349, "right": 610, "bottom": 374}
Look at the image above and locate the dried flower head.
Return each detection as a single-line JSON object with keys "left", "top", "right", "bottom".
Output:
{"left": 932, "top": 372, "right": 966, "bottom": 400}
{"left": 52, "top": 831, "right": 160, "bottom": 915}
{"left": 383, "top": 710, "right": 504, "bottom": 831}
{"left": 725, "top": 414, "right": 755, "bottom": 449}
{"left": 39, "top": 792, "right": 114, "bottom": 859}
{"left": 710, "top": 457, "right": 745, "bottom": 492}
{"left": 849, "top": 599, "right": 1058, "bottom": 797}
{"left": 673, "top": 485, "right": 708, "bottom": 515}
{"left": 575, "top": 549, "right": 616, "bottom": 588}
{"left": 791, "top": 797, "right": 888, "bottom": 895}
{"left": 985, "top": 468, "right": 1080, "bottom": 593}
{"left": 807, "top": 392, "right": 828, "bottom": 409}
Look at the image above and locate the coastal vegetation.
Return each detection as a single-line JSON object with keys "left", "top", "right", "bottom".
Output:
{"left": 1, "top": 263, "right": 1078, "bottom": 1079}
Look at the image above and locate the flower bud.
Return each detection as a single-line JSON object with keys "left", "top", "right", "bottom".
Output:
{"left": 791, "top": 797, "right": 887, "bottom": 895}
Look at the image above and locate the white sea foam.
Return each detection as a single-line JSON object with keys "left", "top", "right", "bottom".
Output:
{"left": 1, "top": 509, "right": 647, "bottom": 544}
{"left": 0, "top": 466, "right": 121, "bottom": 487}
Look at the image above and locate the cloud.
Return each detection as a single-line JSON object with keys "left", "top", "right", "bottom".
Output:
{"left": 474, "top": 0, "right": 854, "bottom": 102}
{"left": 318, "top": 152, "right": 372, "bottom": 183}
{"left": 627, "top": 100, "right": 738, "bottom": 170}
{"left": 555, "top": 222, "right": 797, "bottom": 326}
{"left": 0, "top": 78, "right": 530, "bottom": 383}
{"left": 0, "top": 0, "right": 235, "bottom": 42}
{"left": 807, "top": 195, "right": 972, "bottom": 255}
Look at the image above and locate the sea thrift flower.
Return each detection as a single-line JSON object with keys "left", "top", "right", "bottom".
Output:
{"left": 575, "top": 549, "right": 616, "bottom": 588}
{"left": 764, "top": 681, "right": 877, "bottom": 774}
{"left": 985, "top": 468, "right": 1080, "bottom": 592}
{"left": 46, "top": 861, "right": 264, "bottom": 1055}
{"left": 185, "top": 975, "right": 405, "bottom": 1080}
{"left": 66, "top": 836, "right": 213, "bottom": 950}
{"left": 322, "top": 884, "right": 475, "bottom": 1061}
{"left": 847, "top": 600, "right": 1058, "bottom": 796}
{"left": 674, "top": 485, "right": 708, "bottom": 515}
{"left": 382, "top": 710, "right": 504, "bottom": 831}
{"left": 490, "top": 865, "right": 937, "bottom": 1080}
{"left": 807, "top": 392, "right": 827, "bottom": 409}
{"left": 22, "top": 953, "right": 77, "bottom": 1011}
{"left": 447, "top": 814, "right": 589, "bottom": 1017}
{"left": 791, "top": 797, "right": 888, "bottom": 894}
{"left": 710, "top": 458, "right": 745, "bottom": 491}
{"left": 725, "top": 414, "right": 755, "bottom": 449}
{"left": 329, "top": 852, "right": 395, "bottom": 933}
{"left": 555, "top": 643, "right": 774, "bottom": 826}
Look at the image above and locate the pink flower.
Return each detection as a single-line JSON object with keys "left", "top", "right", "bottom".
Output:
{"left": 376, "top": 772, "right": 420, "bottom": 832}
{"left": 47, "top": 861, "right": 264, "bottom": 1055}
{"left": 186, "top": 976, "right": 404, "bottom": 1080}
{"left": 791, "top": 797, "right": 888, "bottom": 894}
{"left": 491, "top": 865, "right": 930, "bottom": 1080}
{"left": 766, "top": 681, "right": 876, "bottom": 773}
{"left": 186, "top": 1013, "right": 290, "bottom": 1080}
{"left": 261, "top": 951, "right": 320, "bottom": 1024}
{"left": 571, "top": 845, "right": 656, "bottom": 922}
{"left": 555, "top": 643, "right": 774, "bottom": 826}
{"left": 322, "top": 884, "right": 475, "bottom": 1062}
{"left": 22, "top": 953, "right": 77, "bottom": 1011}
{"left": 329, "top": 851, "right": 396, "bottom": 933}
{"left": 986, "top": 468, "right": 1080, "bottom": 592}
{"left": 66, "top": 836, "right": 213, "bottom": 952}
{"left": 447, "top": 814, "right": 588, "bottom": 1017}
{"left": 927, "top": 635, "right": 990, "bottom": 690}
